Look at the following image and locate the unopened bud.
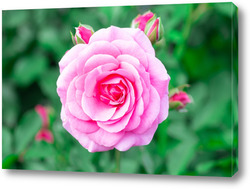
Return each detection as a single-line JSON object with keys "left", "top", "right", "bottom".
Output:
{"left": 132, "top": 11, "right": 163, "bottom": 44}
{"left": 71, "top": 23, "right": 94, "bottom": 45}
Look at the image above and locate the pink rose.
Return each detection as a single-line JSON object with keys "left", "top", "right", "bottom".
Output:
{"left": 57, "top": 26, "right": 170, "bottom": 152}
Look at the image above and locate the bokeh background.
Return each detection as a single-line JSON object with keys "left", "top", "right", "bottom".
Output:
{"left": 2, "top": 2, "right": 238, "bottom": 176}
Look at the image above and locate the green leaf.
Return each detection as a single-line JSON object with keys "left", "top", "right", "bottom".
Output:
{"left": 120, "top": 159, "right": 138, "bottom": 174}
{"left": 196, "top": 161, "right": 215, "bottom": 174}
{"left": 2, "top": 154, "right": 19, "bottom": 169}
{"left": 24, "top": 141, "right": 55, "bottom": 160}
{"left": 24, "top": 161, "right": 50, "bottom": 171}
{"left": 167, "top": 136, "right": 197, "bottom": 175}
{"left": 192, "top": 72, "right": 231, "bottom": 131}
{"left": 38, "top": 68, "right": 59, "bottom": 101}
{"left": 2, "top": 10, "right": 29, "bottom": 29}
{"left": 12, "top": 53, "right": 49, "bottom": 87}
{"left": 70, "top": 31, "right": 76, "bottom": 45}
{"left": 168, "top": 30, "right": 184, "bottom": 44}
{"left": 140, "top": 147, "right": 154, "bottom": 174}
{"left": 169, "top": 101, "right": 183, "bottom": 109}
{"left": 213, "top": 2, "right": 236, "bottom": 17}
{"left": 38, "top": 27, "right": 68, "bottom": 60}
{"left": 2, "top": 127, "right": 13, "bottom": 159}
{"left": 99, "top": 152, "right": 115, "bottom": 172}
{"left": 14, "top": 110, "right": 42, "bottom": 154}
{"left": 2, "top": 82, "right": 20, "bottom": 127}
{"left": 69, "top": 144, "right": 95, "bottom": 172}
{"left": 167, "top": 122, "right": 192, "bottom": 141}
{"left": 156, "top": 121, "right": 168, "bottom": 157}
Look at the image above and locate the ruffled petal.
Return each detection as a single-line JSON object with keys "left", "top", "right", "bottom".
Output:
{"left": 83, "top": 54, "right": 119, "bottom": 74}
{"left": 88, "top": 128, "right": 124, "bottom": 147}
{"left": 147, "top": 53, "right": 170, "bottom": 98}
{"left": 115, "top": 119, "right": 158, "bottom": 151}
{"left": 81, "top": 92, "right": 117, "bottom": 122}
{"left": 123, "top": 28, "right": 155, "bottom": 55}
{"left": 77, "top": 41, "right": 120, "bottom": 75}
{"left": 67, "top": 78, "right": 90, "bottom": 120}
{"left": 57, "top": 59, "right": 77, "bottom": 104}
{"left": 112, "top": 39, "right": 149, "bottom": 69}
{"left": 76, "top": 132, "right": 114, "bottom": 152}
{"left": 158, "top": 93, "right": 169, "bottom": 123}
{"left": 59, "top": 44, "right": 86, "bottom": 73}
{"left": 89, "top": 26, "right": 134, "bottom": 43}
{"left": 133, "top": 86, "right": 160, "bottom": 134}
{"left": 97, "top": 110, "right": 133, "bottom": 133}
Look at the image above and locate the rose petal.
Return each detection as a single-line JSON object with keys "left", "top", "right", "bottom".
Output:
{"left": 59, "top": 44, "right": 86, "bottom": 73}
{"left": 61, "top": 106, "right": 73, "bottom": 135}
{"left": 124, "top": 98, "right": 144, "bottom": 131}
{"left": 123, "top": 28, "right": 155, "bottom": 56}
{"left": 84, "top": 63, "right": 119, "bottom": 98}
{"left": 67, "top": 77, "right": 91, "bottom": 120}
{"left": 133, "top": 86, "right": 160, "bottom": 134}
{"left": 82, "top": 92, "right": 117, "bottom": 122}
{"left": 147, "top": 53, "right": 170, "bottom": 98}
{"left": 89, "top": 26, "right": 134, "bottom": 43}
{"left": 64, "top": 106, "right": 99, "bottom": 133}
{"left": 68, "top": 116, "right": 99, "bottom": 134}
{"left": 77, "top": 41, "right": 120, "bottom": 75}
{"left": 87, "top": 128, "right": 124, "bottom": 147}
{"left": 97, "top": 109, "right": 133, "bottom": 133}
{"left": 158, "top": 93, "right": 169, "bottom": 123}
{"left": 77, "top": 133, "right": 114, "bottom": 152}
{"left": 115, "top": 119, "right": 158, "bottom": 151}
{"left": 57, "top": 59, "right": 77, "bottom": 104}
{"left": 112, "top": 39, "right": 149, "bottom": 69}
{"left": 83, "top": 54, "right": 119, "bottom": 74}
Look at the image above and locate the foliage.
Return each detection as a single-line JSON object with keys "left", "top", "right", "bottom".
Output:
{"left": 2, "top": 2, "right": 238, "bottom": 176}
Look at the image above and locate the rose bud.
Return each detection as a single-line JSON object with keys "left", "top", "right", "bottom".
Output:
{"left": 35, "top": 105, "right": 49, "bottom": 128}
{"left": 132, "top": 11, "right": 163, "bottom": 44}
{"left": 169, "top": 91, "right": 191, "bottom": 110}
{"left": 35, "top": 129, "right": 54, "bottom": 143}
{"left": 71, "top": 24, "right": 94, "bottom": 45}
{"left": 35, "top": 105, "right": 54, "bottom": 143}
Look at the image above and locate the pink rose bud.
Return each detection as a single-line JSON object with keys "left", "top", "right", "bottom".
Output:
{"left": 35, "top": 105, "right": 49, "bottom": 128}
{"left": 35, "top": 105, "right": 54, "bottom": 143}
{"left": 35, "top": 129, "right": 54, "bottom": 143}
{"left": 132, "top": 11, "right": 164, "bottom": 44}
{"left": 169, "top": 91, "right": 191, "bottom": 110}
{"left": 71, "top": 24, "right": 94, "bottom": 45}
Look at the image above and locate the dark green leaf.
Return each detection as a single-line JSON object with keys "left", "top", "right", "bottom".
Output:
{"left": 14, "top": 110, "right": 42, "bottom": 154}
{"left": 2, "top": 154, "right": 19, "bottom": 169}
{"left": 12, "top": 54, "right": 49, "bottom": 87}
{"left": 24, "top": 141, "right": 55, "bottom": 160}
{"left": 2, "top": 127, "right": 13, "bottom": 158}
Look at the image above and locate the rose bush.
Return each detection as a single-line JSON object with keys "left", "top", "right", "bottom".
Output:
{"left": 57, "top": 26, "right": 170, "bottom": 152}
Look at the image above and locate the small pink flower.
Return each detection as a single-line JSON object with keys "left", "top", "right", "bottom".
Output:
{"left": 57, "top": 26, "right": 170, "bottom": 152}
{"left": 72, "top": 24, "right": 94, "bottom": 44}
{"left": 35, "top": 105, "right": 49, "bottom": 128}
{"left": 169, "top": 91, "right": 191, "bottom": 110}
{"left": 35, "top": 105, "right": 54, "bottom": 143}
{"left": 35, "top": 129, "right": 54, "bottom": 143}
{"left": 132, "top": 11, "right": 155, "bottom": 31}
{"left": 132, "top": 11, "right": 163, "bottom": 43}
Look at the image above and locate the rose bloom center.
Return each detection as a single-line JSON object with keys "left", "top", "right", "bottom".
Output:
{"left": 97, "top": 75, "right": 127, "bottom": 106}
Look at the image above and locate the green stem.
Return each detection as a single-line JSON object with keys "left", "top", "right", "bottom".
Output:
{"left": 115, "top": 149, "right": 121, "bottom": 173}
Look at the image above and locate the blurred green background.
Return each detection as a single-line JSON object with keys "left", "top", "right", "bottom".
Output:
{"left": 2, "top": 2, "right": 238, "bottom": 176}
